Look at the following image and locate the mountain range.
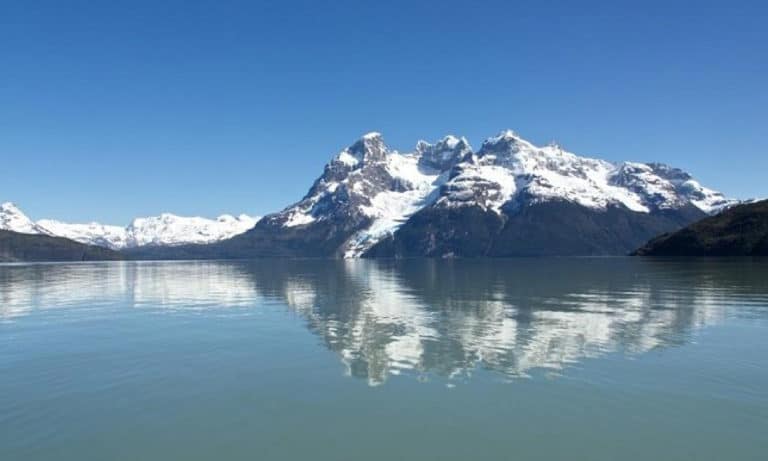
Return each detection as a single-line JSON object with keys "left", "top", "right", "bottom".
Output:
{"left": 3, "top": 130, "right": 744, "bottom": 259}
{"left": 122, "top": 129, "right": 738, "bottom": 259}
{"left": 0, "top": 202, "right": 260, "bottom": 250}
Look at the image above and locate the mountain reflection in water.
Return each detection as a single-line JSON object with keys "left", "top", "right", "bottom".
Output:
{"left": 2, "top": 258, "right": 766, "bottom": 385}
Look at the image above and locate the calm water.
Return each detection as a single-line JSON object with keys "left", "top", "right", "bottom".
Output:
{"left": 1, "top": 259, "right": 767, "bottom": 460}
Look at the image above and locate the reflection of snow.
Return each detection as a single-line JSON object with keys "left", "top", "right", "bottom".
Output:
{"left": 0, "top": 260, "right": 762, "bottom": 386}
{"left": 281, "top": 261, "right": 759, "bottom": 384}
{"left": 0, "top": 262, "right": 259, "bottom": 320}
{"left": 0, "top": 263, "right": 130, "bottom": 319}
{"left": 130, "top": 263, "right": 258, "bottom": 309}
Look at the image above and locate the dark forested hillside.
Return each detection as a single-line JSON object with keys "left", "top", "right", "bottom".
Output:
{"left": 633, "top": 200, "right": 768, "bottom": 256}
{"left": 0, "top": 230, "right": 122, "bottom": 262}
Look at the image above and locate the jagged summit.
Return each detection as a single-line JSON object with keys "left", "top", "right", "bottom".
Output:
{"left": 246, "top": 129, "right": 738, "bottom": 257}
{"left": 416, "top": 135, "right": 472, "bottom": 171}
{"left": 429, "top": 135, "right": 471, "bottom": 151}
{"left": 341, "top": 131, "right": 389, "bottom": 164}
{"left": 482, "top": 129, "right": 526, "bottom": 146}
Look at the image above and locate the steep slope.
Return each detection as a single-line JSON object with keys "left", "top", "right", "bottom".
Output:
{"left": 633, "top": 199, "right": 768, "bottom": 256}
{"left": 196, "top": 132, "right": 469, "bottom": 258}
{"left": 365, "top": 201, "right": 705, "bottom": 257}
{"left": 0, "top": 229, "right": 122, "bottom": 262}
{"left": 0, "top": 202, "right": 44, "bottom": 234}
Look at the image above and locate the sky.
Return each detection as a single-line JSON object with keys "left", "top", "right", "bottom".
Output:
{"left": 1, "top": 0, "right": 766, "bottom": 223}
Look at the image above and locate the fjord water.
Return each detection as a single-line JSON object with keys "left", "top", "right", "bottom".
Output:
{"left": 1, "top": 259, "right": 767, "bottom": 460}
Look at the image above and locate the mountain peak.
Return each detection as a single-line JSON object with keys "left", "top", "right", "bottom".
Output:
{"left": 361, "top": 131, "right": 382, "bottom": 140}
{"left": 1, "top": 202, "right": 22, "bottom": 213}
{"left": 417, "top": 135, "right": 473, "bottom": 170}
{"left": 484, "top": 129, "right": 522, "bottom": 145}
{"left": 343, "top": 131, "right": 389, "bottom": 164}
{"left": 416, "top": 135, "right": 470, "bottom": 151}
{"left": 438, "top": 135, "right": 470, "bottom": 150}
{"left": 0, "top": 202, "right": 41, "bottom": 235}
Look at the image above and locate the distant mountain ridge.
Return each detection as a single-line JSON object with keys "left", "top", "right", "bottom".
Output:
{"left": 0, "top": 202, "right": 260, "bottom": 250}
{"left": 128, "top": 129, "right": 738, "bottom": 259}
{"left": 0, "top": 229, "right": 121, "bottom": 262}
{"left": 633, "top": 199, "right": 768, "bottom": 256}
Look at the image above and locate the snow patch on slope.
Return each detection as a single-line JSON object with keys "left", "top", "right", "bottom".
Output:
{"left": 345, "top": 153, "right": 447, "bottom": 257}
{"left": 437, "top": 164, "right": 517, "bottom": 212}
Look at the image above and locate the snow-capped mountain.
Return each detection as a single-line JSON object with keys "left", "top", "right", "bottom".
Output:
{"left": 122, "top": 213, "right": 259, "bottom": 248}
{"left": 3, "top": 129, "right": 738, "bottom": 259}
{"left": 262, "top": 132, "right": 468, "bottom": 256}
{"left": 435, "top": 130, "right": 733, "bottom": 214}
{"left": 213, "top": 130, "right": 736, "bottom": 258}
{"left": 35, "top": 220, "right": 130, "bottom": 249}
{"left": 0, "top": 202, "right": 43, "bottom": 235}
{"left": 0, "top": 203, "right": 260, "bottom": 250}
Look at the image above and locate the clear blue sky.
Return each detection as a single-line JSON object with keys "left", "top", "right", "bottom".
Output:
{"left": 1, "top": 0, "right": 766, "bottom": 223}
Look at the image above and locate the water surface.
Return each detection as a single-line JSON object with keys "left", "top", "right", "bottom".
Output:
{"left": 1, "top": 259, "right": 767, "bottom": 460}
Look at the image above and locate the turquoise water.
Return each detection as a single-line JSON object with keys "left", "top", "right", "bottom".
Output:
{"left": 1, "top": 259, "right": 767, "bottom": 460}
